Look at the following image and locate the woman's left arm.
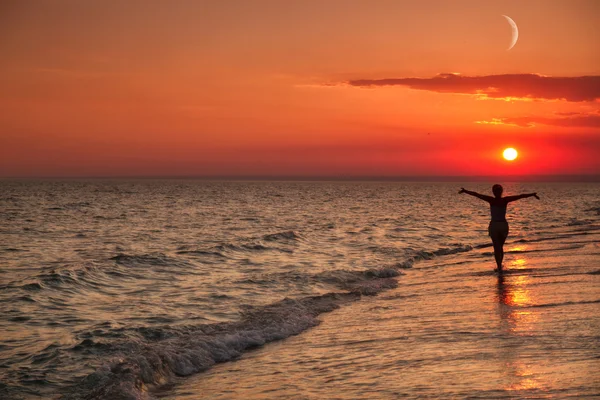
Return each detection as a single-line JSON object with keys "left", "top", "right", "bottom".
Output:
{"left": 504, "top": 193, "right": 540, "bottom": 202}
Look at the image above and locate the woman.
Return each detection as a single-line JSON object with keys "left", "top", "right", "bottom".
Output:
{"left": 459, "top": 184, "right": 539, "bottom": 272}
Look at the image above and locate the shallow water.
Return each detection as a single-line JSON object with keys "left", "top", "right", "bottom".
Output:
{"left": 0, "top": 180, "right": 598, "bottom": 399}
{"left": 172, "top": 231, "right": 600, "bottom": 399}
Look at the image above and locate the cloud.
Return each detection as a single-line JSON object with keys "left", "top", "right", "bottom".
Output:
{"left": 475, "top": 112, "right": 600, "bottom": 128}
{"left": 348, "top": 73, "right": 600, "bottom": 102}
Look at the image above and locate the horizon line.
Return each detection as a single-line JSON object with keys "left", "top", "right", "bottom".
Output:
{"left": 1, "top": 174, "right": 599, "bottom": 182}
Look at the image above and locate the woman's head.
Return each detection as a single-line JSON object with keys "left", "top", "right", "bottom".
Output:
{"left": 492, "top": 184, "right": 503, "bottom": 198}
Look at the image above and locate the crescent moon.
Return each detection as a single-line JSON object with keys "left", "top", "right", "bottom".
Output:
{"left": 503, "top": 15, "right": 519, "bottom": 51}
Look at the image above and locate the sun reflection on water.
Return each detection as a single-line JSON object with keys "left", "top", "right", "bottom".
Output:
{"left": 508, "top": 244, "right": 528, "bottom": 253}
{"left": 496, "top": 256, "right": 546, "bottom": 394}
{"left": 505, "top": 361, "right": 547, "bottom": 393}
{"left": 510, "top": 257, "right": 527, "bottom": 269}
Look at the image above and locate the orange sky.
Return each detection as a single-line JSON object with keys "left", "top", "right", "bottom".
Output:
{"left": 1, "top": 0, "right": 599, "bottom": 177}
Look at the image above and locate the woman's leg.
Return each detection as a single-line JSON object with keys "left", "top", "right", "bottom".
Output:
{"left": 491, "top": 233, "right": 506, "bottom": 271}
{"left": 489, "top": 222, "right": 509, "bottom": 271}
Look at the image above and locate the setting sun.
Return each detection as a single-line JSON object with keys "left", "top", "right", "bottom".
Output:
{"left": 503, "top": 148, "right": 518, "bottom": 161}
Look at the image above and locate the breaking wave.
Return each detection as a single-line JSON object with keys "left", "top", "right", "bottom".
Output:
{"left": 60, "top": 293, "right": 360, "bottom": 400}
{"left": 53, "top": 243, "right": 474, "bottom": 399}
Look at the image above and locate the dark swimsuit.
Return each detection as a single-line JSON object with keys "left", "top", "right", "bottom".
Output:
{"left": 488, "top": 202, "right": 509, "bottom": 238}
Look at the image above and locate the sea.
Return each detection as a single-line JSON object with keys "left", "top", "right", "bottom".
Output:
{"left": 0, "top": 180, "right": 598, "bottom": 399}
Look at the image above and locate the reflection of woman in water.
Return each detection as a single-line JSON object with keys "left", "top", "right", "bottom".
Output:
{"left": 459, "top": 184, "right": 539, "bottom": 272}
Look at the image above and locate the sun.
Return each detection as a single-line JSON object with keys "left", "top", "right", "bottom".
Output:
{"left": 503, "top": 147, "right": 518, "bottom": 161}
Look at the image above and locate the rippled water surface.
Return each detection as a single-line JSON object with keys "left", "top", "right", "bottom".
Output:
{"left": 0, "top": 180, "right": 598, "bottom": 399}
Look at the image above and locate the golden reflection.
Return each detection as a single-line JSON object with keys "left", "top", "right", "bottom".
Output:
{"left": 496, "top": 257, "right": 545, "bottom": 394}
{"left": 507, "top": 244, "right": 528, "bottom": 254}
{"left": 510, "top": 257, "right": 527, "bottom": 269}
{"left": 505, "top": 361, "right": 546, "bottom": 392}
{"left": 497, "top": 272, "right": 538, "bottom": 333}
{"left": 507, "top": 275, "right": 530, "bottom": 306}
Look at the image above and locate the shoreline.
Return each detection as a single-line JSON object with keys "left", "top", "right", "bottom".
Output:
{"left": 161, "top": 235, "right": 600, "bottom": 399}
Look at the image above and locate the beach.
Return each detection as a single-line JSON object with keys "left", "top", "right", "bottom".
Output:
{"left": 1, "top": 180, "right": 598, "bottom": 399}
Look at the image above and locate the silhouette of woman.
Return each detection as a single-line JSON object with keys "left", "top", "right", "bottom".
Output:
{"left": 459, "top": 184, "right": 539, "bottom": 272}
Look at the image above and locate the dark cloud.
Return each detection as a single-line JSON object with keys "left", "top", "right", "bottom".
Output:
{"left": 348, "top": 73, "right": 600, "bottom": 102}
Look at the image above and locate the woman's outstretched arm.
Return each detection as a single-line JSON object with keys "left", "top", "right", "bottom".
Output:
{"left": 503, "top": 193, "right": 540, "bottom": 202}
{"left": 458, "top": 188, "right": 494, "bottom": 202}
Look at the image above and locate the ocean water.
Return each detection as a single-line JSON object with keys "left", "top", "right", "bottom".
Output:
{"left": 0, "top": 180, "right": 598, "bottom": 399}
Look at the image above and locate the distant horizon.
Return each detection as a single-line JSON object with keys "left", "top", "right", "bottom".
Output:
{"left": 2, "top": 174, "right": 599, "bottom": 183}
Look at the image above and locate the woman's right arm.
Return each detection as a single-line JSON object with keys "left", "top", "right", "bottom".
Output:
{"left": 459, "top": 188, "right": 493, "bottom": 202}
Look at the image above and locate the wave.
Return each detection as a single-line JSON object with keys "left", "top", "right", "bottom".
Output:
{"left": 177, "top": 238, "right": 295, "bottom": 259}
{"left": 214, "top": 242, "right": 292, "bottom": 254}
{"left": 60, "top": 292, "right": 360, "bottom": 400}
{"left": 13, "top": 265, "right": 107, "bottom": 293}
{"left": 175, "top": 249, "right": 226, "bottom": 257}
{"left": 315, "top": 268, "right": 400, "bottom": 295}
{"left": 10, "top": 254, "right": 198, "bottom": 292}
{"left": 585, "top": 206, "right": 600, "bottom": 216}
{"left": 588, "top": 269, "right": 600, "bottom": 275}
{"left": 262, "top": 230, "right": 301, "bottom": 242}
{"left": 389, "top": 244, "right": 474, "bottom": 270}
{"left": 6, "top": 240, "right": 304, "bottom": 298}
{"left": 8, "top": 256, "right": 189, "bottom": 296}
{"left": 524, "top": 299, "right": 600, "bottom": 309}
{"left": 110, "top": 253, "right": 192, "bottom": 269}
{"left": 513, "top": 231, "right": 597, "bottom": 244}
{"left": 491, "top": 244, "right": 586, "bottom": 256}
{"left": 0, "top": 242, "right": 478, "bottom": 399}
{"left": 235, "top": 266, "right": 401, "bottom": 296}
{"left": 567, "top": 219, "right": 594, "bottom": 226}
{"left": 54, "top": 242, "right": 475, "bottom": 399}
{"left": 415, "top": 245, "right": 473, "bottom": 259}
